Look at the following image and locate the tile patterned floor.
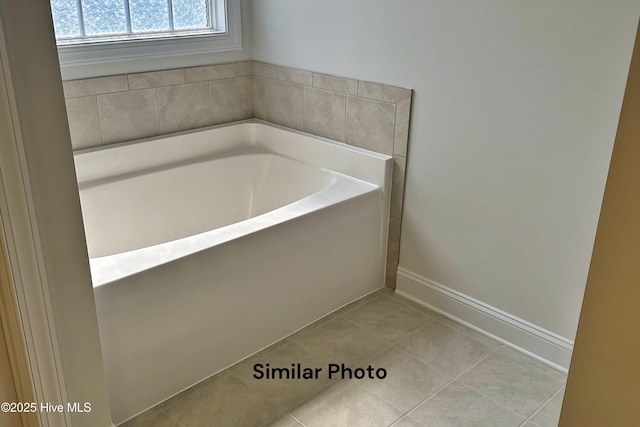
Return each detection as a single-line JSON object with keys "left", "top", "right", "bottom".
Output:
{"left": 120, "top": 289, "right": 566, "bottom": 427}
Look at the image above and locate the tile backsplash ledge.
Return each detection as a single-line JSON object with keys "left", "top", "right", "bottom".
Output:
{"left": 63, "top": 61, "right": 412, "bottom": 288}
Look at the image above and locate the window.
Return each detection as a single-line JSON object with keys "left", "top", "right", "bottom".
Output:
{"left": 51, "top": 0, "right": 224, "bottom": 44}
{"left": 51, "top": 0, "right": 242, "bottom": 80}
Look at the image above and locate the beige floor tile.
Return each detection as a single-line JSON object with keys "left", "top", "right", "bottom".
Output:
{"left": 119, "top": 406, "right": 178, "bottom": 427}
{"left": 391, "top": 416, "right": 424, "bottom": 427}
{"left": 394, "top": 321, "right": 500, "bottom": 377}
{"left": 161, "top": 375, "right": 282, "bottom": 427}
{"left": 343, "top": 294, "right": 434, "bottom": 342}
{"left": 291, "top": 316, "right": 389, "bottom": 366}
{"left": 226, "top": 339, "right": 291, "bottom": 376}
{"left": 522, "top": 386, "right": 565, "bottom": 426}
{"left": 290, "top": 380, "right": 403, "bottom": 427}
{"left": 284, "top": 288, "right": 390, "bottom": 343}
{"left": 390, "top": 292, "right": 437, "bottom": 315}
{"left": 458, "top": 346, "right": 566, "bottom": 417}
{"left": 431, "top": 316, "right": 500, "bottom": 348}
{"left": 265, "top": 415, "right": 303, "bottom": 426}
{"left": 356, "top": 347, "right": 450, "bottom": 411}
{"left": 234, "top": 342, "right": 331, "bottom": 411}
{"left": 409, "top": 381, "right": 525, "bottom": 427}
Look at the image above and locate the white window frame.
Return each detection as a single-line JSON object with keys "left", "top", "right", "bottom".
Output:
{"left": 56, "top": 0, "right": 242, "bottom": 80}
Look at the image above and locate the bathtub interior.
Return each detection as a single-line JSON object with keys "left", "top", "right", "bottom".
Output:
{"left": 80, "top": 153, "right": 337, "bottom": 258}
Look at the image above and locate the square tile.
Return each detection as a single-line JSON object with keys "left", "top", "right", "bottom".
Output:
{"left": 157, "top": 82, "right": 211, "bottom": 134}
{"left": 290, "top": 380, "right": 402, "bottom": 427}
{"left": 346, "top": 96, "right": 395, "bottom": 155}
{"left": 395, "top": 321, "right": 500, "bottom": 378}
{"left": 161, "top": 375, "right": 282, "bottom": 427}
{"left": 210, "top": 76, "right": 253, "bottom": 124}
{"left": 253, "top": 61, "right": 276, "bottom": 78}
{"left": 97, "top": 88, "right": 159, "bottom": 143}
{"left": 253, "top": 76, "right": 267, "bottom": 120}
{"left": 356, "top": 347, "right": 450, "bottom": 411}
{"left": 290, "top": 317, "right": 388, "bottom": 366}
{"left": 342, "top": 294, "right": 433, "bottom": 343}
{"left": 65, "top": 95, "right": 102, "bottom": 149}
{"left": 392, "top": 417, "right": 424, "bottom": 427}
{"left": 265, "top": 79, "right": 304, "bottom": 130}
{"left": 303, "top": 87, "right": 346, "bottom": 141}
{"left": 233, "top": 342, "right": 330, "bottom": 411}
{"left": 234, "top": 61, "right": 253, "bottom": 77}
{"left": 409, "top": 381, "right": 525, "bottom": 427}
{"left": 458, "top": 346, "right": 566, "bottom": 417}
{"left": 523, "top": 387, "right": 565, "bottom": 426}
{"left": 119, "top": 406, "right": 178, "bottom": 427}
{"left": 268, "top": 415, "right": 303, "bottom": 426}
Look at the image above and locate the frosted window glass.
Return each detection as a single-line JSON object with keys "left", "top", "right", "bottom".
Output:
{"left": 173, "top": 0, "right": 209, "bottom": 30}
{"left": 130, "top": 0, "right": 170, "bottom": 33}
{"left": 82, "top": 0, "right": 128, "bottom": 35}
{"left": 50, "top": 0, "right": 217, "bottom": 41}
{"left": 50, "top": 0, "right": 81, "bottom": 38}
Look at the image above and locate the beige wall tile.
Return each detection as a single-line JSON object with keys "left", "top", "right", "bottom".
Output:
{"left": 158, "top": 82, "right": 211, "bottom": 134}
{"left": 210, "top": 77, "right": 253, "bottom": 125}
{"left": 391, "top": 156, "right": 406, "bottom": 220}
{"left": 265, "top": 79, "right": 304, "bottom": 130}
{"left": 386, "top": 218, "right": 401, "bottom": 277}
{"left": 253, "top": 76, "right": 267, "bottom": 120}
{"left": 233, "top": 61, "right": 253, "bottom": 76}
{"left": 358, "top": 81, "right": 411, "bottom": 104}
{"left": 303, "top": 87, "right": 346, "bottom": 141}
{"left": 65, "top": 96, "right": 102, "bottom": 149}
{"left": 276, "top": 66, "right": 313, "bottom": 86}
{"left": 394, "top": 97, "right": 411, "bottom": 157}
{"left": 63, "top": 75, "right": 128, "bottom": 98}
{"left": 97, "top": 88, "right": 159, "bottom": 144}
{"left": 184, "top": 64, "right": 234, "bottom": 83}
{"left": 128, "top": 69, "right": 185, "bottom": 90}
{"left": 385, "top": 274, "right": 397, "bottom": 289}
{"left": 312, "top": 73, "right": 358, "bottom": 95}
{"left": 253, "top": 61, "right": 276, "bottom": 78}
{"left": 346, "top": 96, "right": 396, "bottom": 155}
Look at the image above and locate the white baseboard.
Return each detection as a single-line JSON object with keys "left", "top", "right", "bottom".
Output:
{"left": 396, "top": 268, "right": 573, "bottom": 373}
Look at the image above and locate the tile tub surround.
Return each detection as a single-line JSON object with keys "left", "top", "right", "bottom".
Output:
{"left": 63, "top": 63, "right": 254, "bottom": 149}
{"left": 63, "top": 61, "right": 412, "bottom": 287}
{"left": 120, "top": 289, "right": 566, "bottom": 427}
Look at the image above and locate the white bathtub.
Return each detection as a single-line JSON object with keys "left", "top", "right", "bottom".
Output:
{"left": 75, "top": 120, "right": 392, "bottom": 424}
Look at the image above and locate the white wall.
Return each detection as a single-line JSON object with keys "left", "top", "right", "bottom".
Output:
{"left": 252, "top": 0, "right": 640, "bottom": 340}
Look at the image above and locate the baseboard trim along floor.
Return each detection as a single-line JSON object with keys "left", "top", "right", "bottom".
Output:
{"left": 395, "top": 267, "right": 573, "bottom": 373}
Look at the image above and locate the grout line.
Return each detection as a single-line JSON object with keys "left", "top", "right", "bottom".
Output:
{"left": 517, "top": 384, "right": 565, "bottom": 426}
{"left": 401, "top": 345, "right": 504, "bottom": 419}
